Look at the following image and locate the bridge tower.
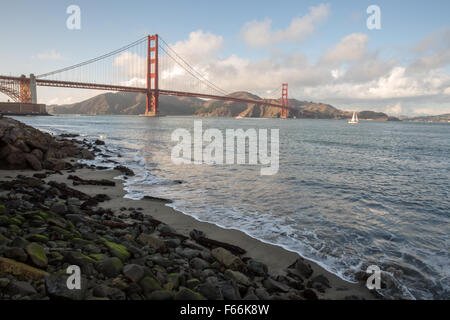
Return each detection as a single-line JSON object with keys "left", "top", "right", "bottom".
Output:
{"left": 144, "top": 34, "right": 159, "bottom": 116}
{"left": 281, "top": 83, "right": 288, "bottom": 118}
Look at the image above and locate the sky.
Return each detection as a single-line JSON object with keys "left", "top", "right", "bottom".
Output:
{"left": 0, "top": 0, "right": 449, "bottom": 115}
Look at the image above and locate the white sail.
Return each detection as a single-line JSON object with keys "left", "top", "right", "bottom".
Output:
{"left": 348, "top": 111, "right": 358, "bottom": 124}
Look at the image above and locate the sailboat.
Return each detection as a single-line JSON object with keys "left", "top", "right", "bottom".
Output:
{"left": 348, "top": 111, "right": 359, "bottom": 124}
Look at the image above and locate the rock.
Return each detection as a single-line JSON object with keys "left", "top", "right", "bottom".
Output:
{"left": 246, "top": 259, "right": 268, "bottom": 276}
{"left": 288, "top": 258, "right": 313, "bottom": 279}
{"left": 0, "top": 278, "right": 11, "bottom": 288}
{"left": 7, "top": 280, "right": 37, "bottom": 296}
{"left": 164, "top": 238, "right": 181, "bottom": 248}
{"left": 196, "top": 282, "right": 223, "bottom": 300}
{"left": 148, "top": 290, "right": 174, "bottom": 300}
{"left": 176, "top": 247, "right": 200, "bottom": 260}
{"left": 0, "top": 257, "right": 49, "bottom": 281}
{"left": 25, "top": 242, "right": 48, "bottom": 268}
{"left": 211, "top": 247, "right": 245, "bottom": 271}
{"left": 80, "top": 149, "right": 95, "bottom": 160}
{"left": 263, "top": 278, "right": 290, "bottom": 293}
{"left": 6, "top": 152, "right": 27, "bottom": 169}
{"left": 24, "top": 153, "right": 42, "bottom": 171}
{"left": 45, "top": 274, "right": 87, "bottom": 300}
{"left": 190, "top": 257, "right": 210, "bottom": 270}
{"left": 139, "top": 276, "right": 162, "bottom": 295}
{"left": 114, "top": 165, "right": 134, "bottom": 176}
{"left": 4, "top": 247, "right": 28, "bottom": 262}
{"left": 31, "top": 149, "right": 44, "bottom": 161}
{"left": 311, "top": 274, "right": 331, "bottom": 288}
{"left": 243, "top": 288, "right": 260, "bottom": 300}
{"left": 225, "top": 269, "right": 252, "bottom": 286}
{"left": 174, "top": 287, "right": 205, "bottom": 300}
{"left": 220, "top": 282, "right": 241, "bottom": 300}
{"left": 137, "top": 233, "right": 167, "bottom": 253}
{"left": 186, "top": 279, "right": 200, "bottom": 289}
{"left": 255, "top": 287, "right": 270, "bottom": 300}
{"left": 94, "top": 139, "right": 105, "bottom": 145}
{"left": 101, "top": 238, "right": 131, "bottom": 261}
{"left": 302, "top": 288, "right": 319, "bottom": 300}
{"left": 50, "top": 202, "right": 67, "bottom": 215}
{"left": 189, "top": 229, "right": 206, "bottom": 241}
{"left": 96, "top": 257, "right": 124, "bottom": 278}
{"left": 11, "top": 237, "right": 30, "bottom": 248}
{"left": 64, "top": 251, "right": 95, "bottom": 275}
{"left": 43, "top": 159, "right": 67, "bottom": 171}
{"left": 122, "top": 264, "right": 145, "bottom": 283}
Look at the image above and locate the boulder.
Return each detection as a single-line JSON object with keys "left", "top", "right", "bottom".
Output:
{"left": 96, "top": 257, "right": 124, "bottom": 278}
{"left": 0, "top": 257, "right": 49, "bottom": 281}
{"left": 122, "top": 264, "right": 145, "bottom": 283}
{"left": 25, "top": 242, "right": 48, "bottom": 268}
{"left": 45, "top": 274, "right": 88, "bottom": 300}
{"left": 24, "top": 153, "right": 42, "bottom": 171}
{"left": 211, "top": 247, "right": 245, "bottom": 270}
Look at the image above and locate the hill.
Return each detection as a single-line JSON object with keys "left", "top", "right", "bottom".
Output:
{"left": 47, "top": 91, "right": 398, "bottom": 121}
{"left": 401, "top": 113, "right": 449, "bottom": 123}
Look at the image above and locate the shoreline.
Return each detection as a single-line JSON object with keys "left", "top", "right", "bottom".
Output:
{"left": 1, "top": 165, "right": 377, "bottom": 300}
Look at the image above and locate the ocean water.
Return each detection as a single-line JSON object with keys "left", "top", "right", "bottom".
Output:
{"left": 13, "top": 115, "right": 449, "bottom": 299}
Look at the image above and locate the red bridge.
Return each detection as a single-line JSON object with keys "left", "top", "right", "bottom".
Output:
{"left": 0, "top": 35, "right": 291, "bottom": 117}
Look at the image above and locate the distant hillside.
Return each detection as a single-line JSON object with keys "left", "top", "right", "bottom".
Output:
{"left": 401, "top": 113, "right": 450, "bottom": 123}
{"left": 47, "top": 92, "right": 204, "bottom": 116}
{"left": 47, "top": 91, "right": 399, "bottom": 121}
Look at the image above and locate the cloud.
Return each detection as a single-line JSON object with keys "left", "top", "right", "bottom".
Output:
{"left": 407, "top": 27, "right": 450, "bottom": 73}
{"left": 240, "top": 3, "right": 330, "bottom": 47}
{"left": 34, "top": 50, "right": 63, "bottom": 61}
{"left": 322, "top": 33, "right": 369, "bottom": 65}
{"left": 385, "top": 102, "right": 403, "bottom": 115}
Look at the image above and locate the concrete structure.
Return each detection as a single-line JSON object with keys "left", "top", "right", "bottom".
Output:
{"left": 0, "top": 102, "right": 47, "bottom": 115}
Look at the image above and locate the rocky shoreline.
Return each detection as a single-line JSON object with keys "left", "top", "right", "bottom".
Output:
{"left": 0, "top": 117, "right": 377, "bottom": 300}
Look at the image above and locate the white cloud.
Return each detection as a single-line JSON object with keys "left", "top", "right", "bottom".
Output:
{"left": 34, "top": 50, "right": 63, "bottom": 61}
{"left": 385, "top": 102, "right": 403, "bottom": 115}
{"left": 322, "top": 33, "right": 368, "bottom": 65}
{"left": 241, "top": 3, "right": 330, "bottom": 47}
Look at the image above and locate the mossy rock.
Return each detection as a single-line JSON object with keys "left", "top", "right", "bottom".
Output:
{"left": 140, "top": 276, "right": 162, "bottom": 295}
{"left": 8, "top": 217, "right": 23, "bottom": 225}
{"left": 174, "top": 287, "right": 205, "bottom": 300}
{"left": 153, "top": 266, "right": 166, "bottom": 274}
{"left": 49, "top": 226, "right": 74, "bottom": 240}
{"left": 72, "top": 238, "right": 94, "bottom": 247}
{"left": 25, "top": 242, "right": 48, "bottom": 268}
{"left": 89, "top": 253, "right": 109, "bottom": 262}
{"left": 16, "top": 215, "right": 26, "bottom": 222}
{"left": 8, "top": 224, "right": 21, "bottom": 234}
{"left": 100, "top": 238, "right": 130, "bottom": 261}
{"left": 26, "top": 210, "right": 50, "bottom": 220}
{"left": 66, "top": 221, "right": 81, "bottom": 237}
{"left": 27, "top": 234, "right": 49, "bottom": 243}
{"left": 0, "top": 204, "right": 6, "bottom": 214}
{"left": 166, "top": 273, "right": 180, "bottom": 291}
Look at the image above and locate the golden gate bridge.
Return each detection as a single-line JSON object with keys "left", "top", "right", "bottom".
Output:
{"left": 0, "top": 35, "right": 291, "bottom": 118}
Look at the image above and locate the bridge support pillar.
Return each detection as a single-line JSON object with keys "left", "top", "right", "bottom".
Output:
{"left": 281, "top": 83, "right": 288, "bottom": 118}
{"left": 29, "top": 74, "right": 37, "bottom": 104}
{"left": 142, "top": 34, "right": 160, "bottom": 117}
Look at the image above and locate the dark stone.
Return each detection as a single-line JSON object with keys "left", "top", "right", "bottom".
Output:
{"left": 45, "top": 274, "right": 88, "bottom": 300}
{"left": 7, "top": 280, "right": 37, "bottom": 296}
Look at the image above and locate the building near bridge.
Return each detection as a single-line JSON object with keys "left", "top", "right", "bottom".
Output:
{"left": 0, "top": 102, "right": 47, "bottom": 115}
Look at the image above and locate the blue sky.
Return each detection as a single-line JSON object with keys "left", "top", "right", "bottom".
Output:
{"left": 1, "top": 0, "right": 449, "bottom": 115}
